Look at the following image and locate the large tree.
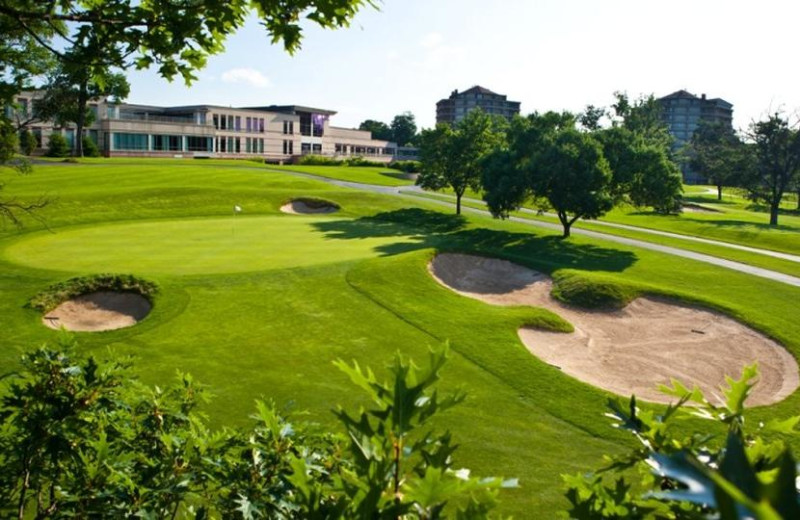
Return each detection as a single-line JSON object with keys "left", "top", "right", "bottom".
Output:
{"left": 417, "top": 109, "right": 506, "bottom": 215}
{"left": 390, "top": 111, "right": 418, "bottom": 146}
{"left": 747, "top": 113, "right": 800, "bottom": 226}
{"left": 483, "top": 112, "right": 614, "bottom": 237}
{"left": 688, "top": 120, "right": 744, "bottom": 200}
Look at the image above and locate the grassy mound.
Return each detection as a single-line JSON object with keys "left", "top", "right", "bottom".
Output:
{"left": 29, "top": 274, "right": 159, "bottom": 313}
{"left": 551, "top": 273, "right": 638, "bottom": 310}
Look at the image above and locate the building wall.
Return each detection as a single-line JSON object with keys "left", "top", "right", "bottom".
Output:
{"left": 9, "top": 92, "right": 402, "bottom": 163}
{"left": 436, "top": 87, "right": 521, "bottom": 125}
{"left": 659, "top": 90, "right": 734, "bottom": 184}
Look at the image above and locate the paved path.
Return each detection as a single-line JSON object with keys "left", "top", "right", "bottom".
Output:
{"left": 266, "top": 168, "right": 800, "bottom": 288}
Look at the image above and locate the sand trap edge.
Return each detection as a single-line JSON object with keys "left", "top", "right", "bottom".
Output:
{"left": 280, "top": 198, "right": 340, "bottom": 215}
{"left": 43, "top": 291, "right": 153, "bottom": 332}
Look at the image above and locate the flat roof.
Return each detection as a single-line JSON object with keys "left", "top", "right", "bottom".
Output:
{"left": 245, "top": 105, "right": 337, "bottom": 116}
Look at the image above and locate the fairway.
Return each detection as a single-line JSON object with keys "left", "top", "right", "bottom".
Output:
{"left": 4, "top": 215, "right": 419, "bottom": 275}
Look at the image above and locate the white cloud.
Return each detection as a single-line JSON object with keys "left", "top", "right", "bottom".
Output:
{"left": 220, "top": 68, "right": 271, "bottom": 88}
{"left": 419, "top": 32, "right": 444, "bottom": 49}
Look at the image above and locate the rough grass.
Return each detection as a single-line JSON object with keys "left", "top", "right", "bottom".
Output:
{"left": 28, "top": 274, "right": 159, "bottom": 312}
{"left": 1, "top": 162, "right": 799, "bottom": 517}
{"left": 550, "top": 273, "right": 638, "bottom": 309}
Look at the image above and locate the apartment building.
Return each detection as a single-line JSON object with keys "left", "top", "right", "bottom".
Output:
{"left": 435, "top": 86, "right": 521, "bottom": 125}
{"left": 658, "top": 89, "right": 734, "bottom": 183}
{"left": 7, "top": 92, "right": 398, "bottom": 163}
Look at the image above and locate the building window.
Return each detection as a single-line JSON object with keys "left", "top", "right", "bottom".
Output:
{"left": 258, "top": 138, "right": 264, "bottom": 154}
{"left": 235, "top": 116, "right": 241, "bottom": 131}
{"left": 152, "top": 134, "right": 182, "bottom": 151}
{"left": 246, "top": 117, "right": 252, "bottom": 132}
{"left": 283, "top": 140, "right": 294, "bottom": 154}
{"left": 227, "top": 115, "right": 234, "bottom": 130}
{"left": 259, "top": 118, "right": 265, "bottom": 133}
{"left": 312, "top": 143, "right": 322, "bottom": 154}
{"left": 113, "top": 133, "right": 148, "bottom": 151}
{"left": 213, "top": 114, "right": 219, "bottom": 129}
{"left": 283, "top": 120, "right": 289, "bottom": 134}
{"left": 301, "top": 143, "right": 311, "bottom": 154}
{"left": 186, "top": 136, "right": 212, "bottom": 152}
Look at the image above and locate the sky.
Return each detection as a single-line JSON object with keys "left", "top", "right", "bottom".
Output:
{"left": 125, "top": 0, "right": 800, "bottom": 132}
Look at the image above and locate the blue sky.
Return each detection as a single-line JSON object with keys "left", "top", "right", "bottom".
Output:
{"left": 125, "top": 0, "right": 800, "bottom": 132}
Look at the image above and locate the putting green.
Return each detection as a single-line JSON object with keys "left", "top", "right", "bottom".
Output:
{"left": 4, "top": 215, "right": 418, "bottom": 276}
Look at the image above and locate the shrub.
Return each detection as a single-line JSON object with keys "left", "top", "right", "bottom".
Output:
{"left": 45, "top": 132, "right": 69, "bottom": 157}
{"left": 28, "top": 273, "right": 159, "bottom": 312}
{"left": 18, "top": 130, "right": 36, "bottom": 155}
{"left": 296, "top": 154, "right": 343, "bottom": 166}
{"left": 0, "top": 341, "right": 513, "bottom": 518}
{"left": 551, "top": 274, "right": 637, "bottom": 309}
{"left": 388, "top": 160, "right": 422, "bottom": 173}
{"left": 343, "top": 156, "right": 383, "bottom": 167}
{"left": 81, "top": 136, "right": 101, "bottom": 157}
{"left": 563, "top": 365, "right": 800, "bottom": 518}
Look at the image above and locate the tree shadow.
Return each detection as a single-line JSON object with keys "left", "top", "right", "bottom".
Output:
{"left": 312, "top": 209, "right": 637, "bottom": 274}
{"left": 379, "top": 171, "right": 417, "bottom": 182}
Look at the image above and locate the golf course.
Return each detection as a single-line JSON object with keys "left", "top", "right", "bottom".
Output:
{"left": 2, "top": 159, "right": 800, "bottom": 517}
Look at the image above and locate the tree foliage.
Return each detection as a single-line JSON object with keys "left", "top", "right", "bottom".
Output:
{"left": 391, "top": 111, "right": 418, "bottom": 147}
{"left": 745, "top": 113, "right": 800, "bottom": 226}
{"left": 564, "top": 364, "right": 800, "bottom": 519}
{"left": 0, "top": 339, "right": 511, "bottom": 518}
{"left": 482, "top": 111, "right": 614, "bottom": 237}
{"left": 688, "top": 121, "right": 746, "bottom": 201}
{"left": 417, "top": 109, "right": 507, "bottom": 215}
{"left": 358, "top": 119, "right": 393, "bottom": 141}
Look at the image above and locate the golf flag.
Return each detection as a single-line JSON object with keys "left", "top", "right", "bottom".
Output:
{"left": 234, "top": 205, "right": 242, "bottom": 213}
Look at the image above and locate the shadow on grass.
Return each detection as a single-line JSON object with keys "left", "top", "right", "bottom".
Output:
{"left": 313, "top": 209, "right": 637, "bottom": 274}
{"left": 379, "top": 171, "right": 417, "bottom": 182}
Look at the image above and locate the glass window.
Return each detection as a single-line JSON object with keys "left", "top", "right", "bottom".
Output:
{"left": 186, "top": 136, "right": 212, "bottom": 152}
{"left": 113, "top": 133, "right": 148, "bottom": 151}
{"left": 235, "top": 116, "right": 241, "bottom": 131}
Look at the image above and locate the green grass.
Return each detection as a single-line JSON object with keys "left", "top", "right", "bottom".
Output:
{"left": 2, "top": 162, "right": 800, "bottom": 517}
{"left": 408, "top": 189, "right": 800, "bottom": 278}
{"left": 266, "top": 164, "right": 415, "bottom": 186}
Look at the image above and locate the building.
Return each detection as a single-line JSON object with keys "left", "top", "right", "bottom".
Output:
{"left": 6, "top": 92, "right": 400, "bottom": 163}
{"left": 435, "top": 86, "right": 520, "bottom": 125}
{"left": 658, "top": 90, "right": 734, "bottom": 183}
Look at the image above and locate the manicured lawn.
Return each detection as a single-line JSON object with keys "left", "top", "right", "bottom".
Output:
{"left": 2, "top": 162, "right": 800, "bottom": 517}
{"left": 267, "top": 164, "right": 415, "bottom": 186}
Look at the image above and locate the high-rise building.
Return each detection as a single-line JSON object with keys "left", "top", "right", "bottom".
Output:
{"left": 436, "top": 86, "right": 520, "bottom": 125}
{"left": 658, "top": 90, "right": 733, "bottom": 183}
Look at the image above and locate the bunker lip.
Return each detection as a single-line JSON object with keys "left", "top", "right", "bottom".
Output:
{"left": 43, "top": 291, "right": 152, "bottom": 332}
{"left": 280, "top": 198, "right": 340, "bottom": 215}
{"left": 428, "top": 253, "right": 799, "bottom": 406}
{"left": 682, "top": 202, "right": 722, "bottom": 213}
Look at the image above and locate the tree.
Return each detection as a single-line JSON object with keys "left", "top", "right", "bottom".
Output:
{"left": 603, "top": 92, "right": 682, "bottom": 213}
{"left": 483, "top": 112, "right": 614, "bottom": 238}
{"left": 358, "top": 119, "right": 392, "bottom": 141}
{"left": 746, "top": 113, "right": 800, "bottom": 226}
{"left": 390, "top": 111, "right": 418, "bottom": 146}
{"left": 0, "top": 1, "right": 374, "bottom": 87}
{"left": 578, "top": 104, "right": 606, "bottom": 131}
{"left": 689, "top": 120, "right": 744, "bottom": 200}
{"left": 35, "top": 60, "right": 129, "bottom": 157}
{"left": 417, "top": 109, "right": 506, "bottom": 215}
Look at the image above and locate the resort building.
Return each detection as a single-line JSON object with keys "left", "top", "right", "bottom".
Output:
{"left": 435, "top": 86, "right": 520, "bottom": 125}
{"left": 7, "top": 92, "right": 401, "bottom": 163}
{"left": 658, "top": 89, "right": 734, "bottom": 183}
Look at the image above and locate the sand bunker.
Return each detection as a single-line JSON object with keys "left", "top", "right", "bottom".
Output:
{"left": 280, "top": 198, "right": 339, "bottom": 215}
{"left": 429, "top": 253, "right": 799, "bottom": 405}
{"left": 43, "top": 291, "right": 152, "bottom": 332}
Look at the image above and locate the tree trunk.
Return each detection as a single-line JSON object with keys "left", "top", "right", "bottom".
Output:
{"left": 557, "top": 211, "right": 571, "bottom": 238}
{"left": 796, "top": 189, "right": 800, "bottom": 211}
{"left": 455, "top": 192, "right": 462, "bottom": 215}
{"left": 717, "top": 184, "right": 723, "bottom": 201}
{"left": 770, "top": 200, "right": 780, "bottom": 226}
{"left": 74, "top": 77, "right": 88, "bottom": 157}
